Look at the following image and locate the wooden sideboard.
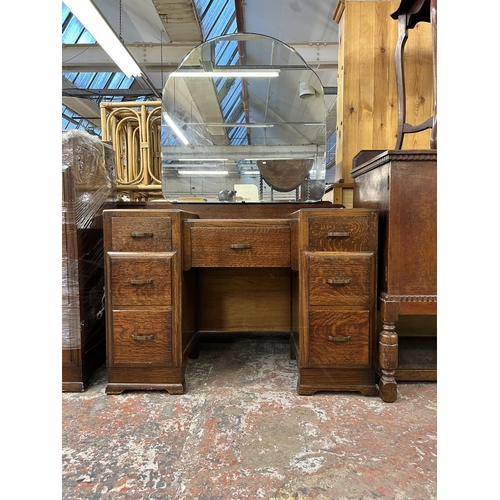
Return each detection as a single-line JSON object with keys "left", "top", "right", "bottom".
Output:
{"left": 351, "top": 150, "right": 437, "bottom": 403}
{"left": 103, "top": 203, "right": 380, "bottom": 398}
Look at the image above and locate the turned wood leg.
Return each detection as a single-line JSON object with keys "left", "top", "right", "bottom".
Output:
{"left": 378, "top": 299, "right": 400, "bottom": 403}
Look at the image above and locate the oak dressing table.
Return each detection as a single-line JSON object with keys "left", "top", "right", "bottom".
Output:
{"left": 103, "top": 203, "right": 379, "bottom": 397}
{"left": 103, "top": 33, "right": 380, "bottom": 398}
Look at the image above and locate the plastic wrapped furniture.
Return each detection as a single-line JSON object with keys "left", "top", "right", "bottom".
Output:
{"left": 62, "top": 130, "right": 116, "bottom": 391}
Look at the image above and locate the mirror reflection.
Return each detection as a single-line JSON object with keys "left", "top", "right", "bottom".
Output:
{"left": 161, "top": 33, "right": 326, "bottom": 202}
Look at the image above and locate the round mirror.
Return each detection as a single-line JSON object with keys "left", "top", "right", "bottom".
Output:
{"left": 161, "top": 32, "right": 326, "bottom": 202}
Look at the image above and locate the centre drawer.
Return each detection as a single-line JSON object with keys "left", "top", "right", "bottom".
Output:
{"left": 188, "top": 221, "right": 291, "bottom": 267}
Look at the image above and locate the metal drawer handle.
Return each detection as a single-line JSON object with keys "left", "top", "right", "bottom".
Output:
{"left": 328, "top": 335, "right": 351, "bottom": 342}
{"left": 229, "top": 244, "right": 252, "bottom": 249}
{"left": 130, "top": 279, "right": 153, "bottom": 285}
{"left": 131, "top": 334, "right": 154, "bottom": 341}
{"left": 130, "top": 232, "right": 153, "bottom": 238}
{"left": 327, "top": 231, "right": 350, "bottom": 238}
{"left": 327, "top": 278, "right": 351, "bottom": 285}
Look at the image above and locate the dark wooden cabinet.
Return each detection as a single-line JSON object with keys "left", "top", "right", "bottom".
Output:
{"left": 351, "top": 149, "right": 437, "bottom": 403}
{"left": 103, "top": 204, "right": 379, "bottom": 398}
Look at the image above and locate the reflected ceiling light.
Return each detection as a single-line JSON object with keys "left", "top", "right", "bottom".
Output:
{"left": 170, "top": 70, "right": 280, "bottom": 78}
{"left": 178, "top": 158, "right": 228, "bottom": 162}
{"left": 178, "top": 171, "right": 228, "bottom": 175}
{"left": 162, "top": 113, "right": 190, "bottom": 145}
{"left": 299, "top": 81, "right": 317, "bottom": 99}
{"left": 205, "top": 123, "right": 274, "bottom": 128}
{"left": 244, "top": 158, "right": 294, "bottom": 161}
{"left": 64, "top": 0, "right": 142, "bottom": 78}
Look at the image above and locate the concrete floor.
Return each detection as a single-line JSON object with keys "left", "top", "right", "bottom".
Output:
{"left": 62, "top": 333, "right": 437, "bottom": 499}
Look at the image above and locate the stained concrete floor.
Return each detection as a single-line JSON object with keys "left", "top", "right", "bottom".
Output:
{"left": 62, "top": 333, "right": 437, "bottom": 499}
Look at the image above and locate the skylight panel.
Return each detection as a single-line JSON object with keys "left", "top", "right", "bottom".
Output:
{"left": 194, "top": 0, "right": 236, "bottom": 41}
{"left": 91, "top": 72, "right": 113, "bottom": 89}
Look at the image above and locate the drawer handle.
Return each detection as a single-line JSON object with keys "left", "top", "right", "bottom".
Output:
{"left": 130, "top": 279, "right": 153, "bottom": 285}
{"left": 229, "top": 244, "right": 252, "bottom": 249}
{"left": 131, "top": 334, "right": 154, "bottom": 341}
{"left": 130, "top": 232, "right": 153, "bottom": 238}
{"left": 327, "top": 231, "right": 350, "bottom": 238}
{"left": 327, "top": 278, "right": 351, "bottom": 285}
{"left": 328, "top": 335, "right": 351, "bottom": 342}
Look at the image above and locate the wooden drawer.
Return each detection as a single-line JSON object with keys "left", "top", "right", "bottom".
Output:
{"left": 307, "top": 215, "right": 371, "bottom": 251}
{"left": 189, "top": 224, "right": 290, "bottom": 267}
{"left": 110, "top": 216, "right": 172, "bottom": 252}
{"left": 308, "top": 309, "right": 371, "bottom": 367}
{"left": 108, "top": 253, "right": 172, "bottom": 307}
{"left": 306, "top": 252, "right": 374, "bottom": 306}
{"left": 110, "top": 310, "right": 173, "bottom": 365}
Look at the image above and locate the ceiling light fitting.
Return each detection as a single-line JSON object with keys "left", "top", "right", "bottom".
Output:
{"left": 299, "top": 81, "right": 317, "bottom": 99}
{"left": 64, "top": 0, "right": 142, "bottom": 78}
{"left": 170, "top": 70, "right": 280, "bottom": 78}
{"left": 244, "top": 158, "right": 294, "bottom": 161}
{"left": 162, "top": 113, "right": 190, "bottom": 145}
{"left": 205, "top": 123, "right": 274, "bottom": 128}
{"left": 178, "top": 171, "right": 228, "bottom": 175}
{"left": 177, "top": 158, "right": 229, "bottom": 162}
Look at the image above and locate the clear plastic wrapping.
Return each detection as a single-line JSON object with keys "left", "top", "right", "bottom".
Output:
{"left": 62, "top": 130, "right": 116, "bottom": 350}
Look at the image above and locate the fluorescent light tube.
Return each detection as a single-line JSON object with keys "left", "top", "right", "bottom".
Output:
{"left": 162, "top": 113, "right": 190, "bottom": 145}
{"left": 205, "top": 123, "right": 274, "bottom": 128}
{"left": 244, "top": 158, "right": 294, "bottom": 161}
{"left": 170, "top": 70, "right": 280, "bottom": 78}
{"left": 178, "top": 171, "right": 228, "bottom": 175}
{"left": 64, "top": 0, "right": 142, "bottom": 78}
{"left": 177, "top": 159, "right": 228, "bottom": 162}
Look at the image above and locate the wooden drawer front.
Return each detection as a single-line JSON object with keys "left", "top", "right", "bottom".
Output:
{"left": 111, "top": 310, "right": 173, "bottom": 365}
{"left": 109, "top": 253, "right": 172, "bottom": 307}
{"left": 307, "top": 252, "right": 373, "bottom": 306}
{"left": 308, "top": 310, "right": 370, "bottom": 367}
{"left": 190, "top": 226, "right": 290, "bottom": 267}
{"left": 111, "top": 217, "right": 172, "bottom": 252}
{"left": 308, "top": 216, "right": 370, "bottom": 251}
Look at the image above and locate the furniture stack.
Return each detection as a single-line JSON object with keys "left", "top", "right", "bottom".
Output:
{"left": 62, "top": 130, "right": 116, "bottom": 391}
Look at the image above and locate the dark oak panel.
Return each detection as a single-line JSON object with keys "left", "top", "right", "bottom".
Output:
{"left": 352, "top": 149, "right": 437, "bottom": 402}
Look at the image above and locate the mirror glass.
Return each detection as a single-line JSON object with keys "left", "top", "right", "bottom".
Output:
{"left": 161, "top": 33, "right": 326, "bottom": 202}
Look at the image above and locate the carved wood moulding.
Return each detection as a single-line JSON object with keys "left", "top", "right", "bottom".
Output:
{"left": 351, "top": 149, "right": 437, "bottom": 177}
{"left": 380, "top": 292, "right": 437, "bottom": 303}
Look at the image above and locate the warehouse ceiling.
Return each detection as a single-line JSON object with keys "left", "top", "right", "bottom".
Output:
{"left": 62, "top": 0, "right": 340, "bottom": 139}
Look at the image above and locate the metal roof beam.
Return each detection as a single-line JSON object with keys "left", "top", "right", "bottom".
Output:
{"left": 62, "top": 42, "right": 338, "bottom": 72}
{"left": 62, "top": 77, "right": 102, "bottom": 128}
